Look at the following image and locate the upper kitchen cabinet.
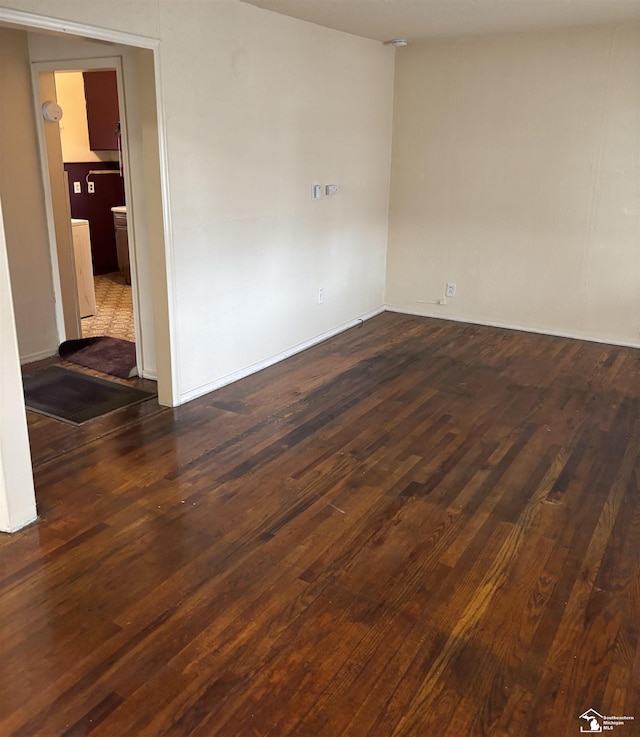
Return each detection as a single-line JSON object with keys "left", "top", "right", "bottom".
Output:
{"left": 83, "top": 70, "right": 120, "bottom": 151}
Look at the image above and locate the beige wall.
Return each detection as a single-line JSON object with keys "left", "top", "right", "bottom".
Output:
{"left": 54, "top": 71, "right": 118, "bottom": 163}
{"left": 386, "top": 24, "right": 640, "bottom": 346}
{"left": 0, "top": 26, "right": 58, "bottom": 361}
{"left": 39, "top": 69, "right": 81, "bottom": 340}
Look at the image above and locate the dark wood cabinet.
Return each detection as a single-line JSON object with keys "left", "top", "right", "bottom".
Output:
{"left": 83, "top": 70, "right": 120, "bottom": 151}
{"left": 112, "top": 209, "right": 131, "bottom": 284}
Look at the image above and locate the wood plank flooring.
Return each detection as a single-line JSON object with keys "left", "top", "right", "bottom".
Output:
{"left": 23, "top": 357, "right": 162, "bottom": 468}
{"left": 2, "top": 312, "right": 640, "bottom": 736}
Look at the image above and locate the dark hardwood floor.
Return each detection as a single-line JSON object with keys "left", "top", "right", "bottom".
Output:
{"left": 23, "top": 357, "right": 163, "bottom": 468}
{"left": 2, "top": 312, "right": 640, "bottom": 736}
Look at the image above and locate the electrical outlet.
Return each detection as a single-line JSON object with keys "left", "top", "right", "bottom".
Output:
{"left": 325, "top": 184, "right": 338, "bottom": 196}
{"left": 73, "top": 181, "right": 81, "bottom": 194}
{"left": 312, "top": 184, "right": 322, "bottom": 200}
{"left": 317, "top": 288, "right": 324, "bottom": 305}
{"left": 88, "top": 181, "right": 95, "bottom": 194}
{"left": 446, "top": 282, "right": 457, "bottom": 298}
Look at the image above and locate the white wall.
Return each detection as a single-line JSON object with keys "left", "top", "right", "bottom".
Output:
{"left": 158, "top": 1, "right": 394, "bottom": 398}
{"left": 0, "top": 26, "right": 58, "bottom": 362}
{"left": 386, "top": 24, "right": 640, "bottom": 346}
{"left": 0, "top": 197, "right": 37, "bottom": 532}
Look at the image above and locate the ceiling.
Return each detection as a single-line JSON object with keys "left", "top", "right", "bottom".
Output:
{"left": 238, "top": 0, "right": 640, "bottom": 43}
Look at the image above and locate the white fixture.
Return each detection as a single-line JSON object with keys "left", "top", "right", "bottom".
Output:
{"left": 73, "top": 181, "right": 81, "bottom": 194}
{"left": 383, "top": 39, "right": 408, "bottom": 47}
{"left": 42, "top": 100, "right": 63, "bottom": 122}
{"left": 446, "top": 282, "right": 457, "bottom": 298}
{"left": 70, "top": 219, "right": 97, "bottom": 318}
{"left": 418, "top": 298, "right": 447, "bottom": 305}
{"left": 312, "top": 184, "right": 322, "bottom": 200}
{"left": 325, "top": 184, "right": 338, "bottom": 196}
{"left": 317, "top": 288, "right": 324, "bottom": 305}
{"left": 88, "top": 181, "right": 95, "bottom": 194}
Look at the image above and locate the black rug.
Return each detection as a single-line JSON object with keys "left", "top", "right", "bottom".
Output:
{"left": 59, "top": 337, "right": 137, "bottom": 379}
{"left": 23, "top": 366, "right": 154, "bottom": 425}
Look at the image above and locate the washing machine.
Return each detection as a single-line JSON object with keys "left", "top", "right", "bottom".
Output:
{"left": 70, "top": 218, "right": 97, "bottom": 318}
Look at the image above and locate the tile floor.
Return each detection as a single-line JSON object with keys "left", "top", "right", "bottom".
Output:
{"left": 82, "top": 272, "right": 135, "bottom": 342}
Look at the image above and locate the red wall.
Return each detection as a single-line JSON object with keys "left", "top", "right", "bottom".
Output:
{"left": 64, "top": 161, "right": 125, "bottom": 274}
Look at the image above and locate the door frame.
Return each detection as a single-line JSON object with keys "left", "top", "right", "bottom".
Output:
{"left": 0, "top": 5, "right": 179, "bottom": 407}
{"left": 0, "top": 6, "right": 179, "bottom": 531}
{"left": 32, "top": 56, "right": 144, "bottom": 372}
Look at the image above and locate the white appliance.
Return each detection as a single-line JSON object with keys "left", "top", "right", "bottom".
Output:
{"left": 70, "top": 219, "right": 97, "bottom": 318}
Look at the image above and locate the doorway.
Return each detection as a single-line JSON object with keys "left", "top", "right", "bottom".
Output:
{"left": 36, "top": 59, "right": 140, "bottom": 372}
{"left": 0, "top": 11, "right": 177, "bottom": 531}
{"left": 23, "top": 33, "right": 176, "bottom": 402}
{"left": 56, "top": 69, "right": 135, "bottom": 346}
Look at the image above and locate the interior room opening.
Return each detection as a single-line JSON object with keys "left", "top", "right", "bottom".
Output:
{"left": 53, "top": 68, "right": 134, "bottom": 345}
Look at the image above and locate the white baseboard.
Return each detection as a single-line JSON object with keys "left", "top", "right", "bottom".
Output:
{"left": 20, "top": 348, "right": 57, "bottom": 366}
{"left": 385, "top": 305, "right": 640, "bottom": 350}
{"left": 179, "top": 306, "right": 386, "bottom": 404}
{"left": 20, "top": 350, "right": 160, "bottom": 384}
{"left": 0, "top": 514, "right": 38, "bottom": 534}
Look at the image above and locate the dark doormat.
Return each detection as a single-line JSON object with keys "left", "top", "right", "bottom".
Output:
{"left": 59, "top": 337, "right": 137, "bottom": 379}
{"left": 23, "top": 365, "right": 154, "bottom": 425}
